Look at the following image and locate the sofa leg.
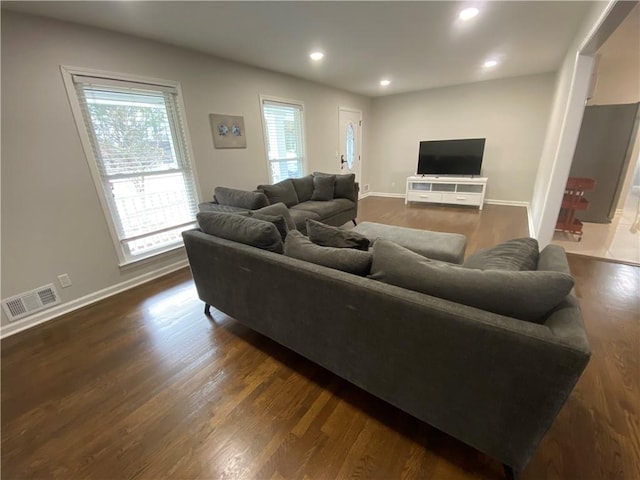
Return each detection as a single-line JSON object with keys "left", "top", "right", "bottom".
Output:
{"left": 352, "top": 219, "right": 357, "bottom": 226}
{"left": 204, "top": 303, "right": 211, "bottom": 316}
{"left": 503, "top": 464, "right": 518, "bottom": 480}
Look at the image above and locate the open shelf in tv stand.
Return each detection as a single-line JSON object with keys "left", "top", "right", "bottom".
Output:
{"left": 405, "top": 175, "right": 488, "bottom": 210}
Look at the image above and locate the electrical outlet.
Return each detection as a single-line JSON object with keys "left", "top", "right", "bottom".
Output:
{"left": 391, "top": 182, "right": 396, "bottom": 188}
{"left": 57, "top": 274, "right": 72, "bottom": 288}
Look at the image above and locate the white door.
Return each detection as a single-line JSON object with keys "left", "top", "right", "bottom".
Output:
{"left": 339, "top": 108, "right": 362, "bottom": 184}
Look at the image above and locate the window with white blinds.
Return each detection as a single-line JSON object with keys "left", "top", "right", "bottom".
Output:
{"left": 261, "top": 98, "right": 306, "bottom": 183}
{"left": 71, "top": 73, "right": 199, "bottom": 264}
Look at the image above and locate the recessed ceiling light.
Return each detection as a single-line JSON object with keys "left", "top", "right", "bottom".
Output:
{"left": 483, "top": 59, "right": 499, "bottom": 68}
{"left": 310, "top": 51, "right": 324, "bottom": 61}
{"left": 459, "top": 7, "right": 479, "bottom": 21}
{"left": 380, "top": 79, "right": 391, "bottom": 86}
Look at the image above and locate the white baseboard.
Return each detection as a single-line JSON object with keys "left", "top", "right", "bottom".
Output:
{"left": 368, "top": 192, "right": 406, "bottom": 199}
{"left": 0, "top": 259, "right": 189, "bottom": 339}
{"left": 527, "top": 205, "right": 536, "bottom": 238}
{"left": 358, "top": 192, "right": 372, "bottom": 199}
{"left": 484, "top": 199, "right": 529, "bottom": 207}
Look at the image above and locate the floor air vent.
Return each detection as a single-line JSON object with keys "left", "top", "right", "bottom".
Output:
{"left": 2, "top": 284, "right": 61, "bottom": 322}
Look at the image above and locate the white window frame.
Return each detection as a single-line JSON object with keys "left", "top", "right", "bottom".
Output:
{"left": 60, "top": 66, "right": 201, "bottom": 266}
{"left": 259, "top": 95, "right": 307, "bottom": 183}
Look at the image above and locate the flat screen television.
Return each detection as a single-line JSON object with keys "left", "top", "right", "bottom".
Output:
{"left": 417, "top": 138, "right": 485, "bottom": 176}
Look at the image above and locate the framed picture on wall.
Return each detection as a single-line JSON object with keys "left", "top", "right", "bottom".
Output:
{"left": 209, "top": 113, "right": 246, "bottom": 148}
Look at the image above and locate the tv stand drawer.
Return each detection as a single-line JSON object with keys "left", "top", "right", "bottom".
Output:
{"left": 407, "top": 191, "right": 443, "bottom": 203}
{"left": 441, "top": 192, "right": 482, "bottom": 206}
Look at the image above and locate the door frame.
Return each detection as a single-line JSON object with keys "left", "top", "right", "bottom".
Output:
{"left": 338, "top": 106, "right": 362, "bottom": 184}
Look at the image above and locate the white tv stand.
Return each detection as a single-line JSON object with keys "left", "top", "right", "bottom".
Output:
{"left": 406, "top": 175, "right": 488, "bottom": 210}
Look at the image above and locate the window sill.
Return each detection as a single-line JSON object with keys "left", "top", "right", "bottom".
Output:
{"left": 118, "top": 243, "right": 186, "bottom": 271}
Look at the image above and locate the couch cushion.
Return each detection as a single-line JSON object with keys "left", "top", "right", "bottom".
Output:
{"left": 314, "top": 172, "right": 357, "bottom": 201}
{"left": 463, "top": 237, "right": 539, "bottom": 271}
{"left": 250, "top": 213, "right": 289, "bottom": 241}
{"left": 369, "top": 240, "right": 574, "bottom": 322}
{"left": 287, "top": 209, "right": 321, "bottom": 233}
{"left": 311, "top": 175, "right": 335, "bottom": 201}
{"left": 197, "top": 211, "right": 283, "bottom": 253}
{"left": 291, "top": 175, "right": 315, "bottom": 203}
{"left": 253, "top": 202, "right": 296, "bottom": 231}
{"left": 198, "top": 202, "right": 248, "bottom": 214}
{"left": 306, "top": 219, "right": 370, "bottom": 250}
{"left": 257, "top": 179, "right": 299, "bottom": 207}
{"left": 352, "top": 221, "right": 467, "bottom": 264}
{"left": 284, "top": 230, "right": 372, "bottom": 276}
{"left": 291, "top": 198, "right": 354, "bottom": 219}
{"left": 213, "top": 187, "right": 269, "bottom": 210}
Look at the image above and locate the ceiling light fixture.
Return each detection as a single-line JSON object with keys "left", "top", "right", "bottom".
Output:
{"left": 310, "top": 51, "right": 324, "bottom": 61}
{"left": 380, "top": 79, "right": 391, "bottom": 86}
{"left": 483, "top": 59, "right": 499, "bottom": 68}
{"left": 459, "top": 7, "right": 479, "bottom": 21}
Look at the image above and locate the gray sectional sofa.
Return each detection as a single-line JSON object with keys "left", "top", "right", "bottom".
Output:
{"left": 182, "top": 216, "right": 590, "bottom": 479}
{"left": 199, "top": 172, "right": 359, "bottom": 234}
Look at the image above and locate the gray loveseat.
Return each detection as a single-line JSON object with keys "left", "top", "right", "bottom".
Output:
{"left": 182, "top": 220, "right": 590, "bottom": 479}
{"left": 199, "top": 173, "right": 359, "bottom": 234}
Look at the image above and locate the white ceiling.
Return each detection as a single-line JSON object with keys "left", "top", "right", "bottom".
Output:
{"left": 2, "top": 1, "right": 595, "bottom": 97}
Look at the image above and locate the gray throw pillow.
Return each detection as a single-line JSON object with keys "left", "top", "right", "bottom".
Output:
{"left": 314, "top": 172, "right": 356, "bottom": 201}
{"left": 253, "top": 202, "right": 296, "bottom": 231}
{"left": 311, "top": 175, "right": 335, "bottom": 201}
{"left": 250, "top": 212, "right": 289, "bottom": 241}
{"left": 284, "top": 230, "right": 372, "bottom": 276}
{"left": 197, "top": 211, "right": 283, "bottom": 253}
{"left": 291, "top": 175, "right": 315, "bottom": 203}
{"left": 463, "top": 237, "right": 539, "bottom": 271}
{"left": 306, "top": 219, "right": 370, "bottom": 251}
{"left": 369, "top": 240, "right": 574, "bottom": 323}
{"left": 213, "top": 187, "right": 269, "bottom": 210}
{"left": 257, "top": 179, "right": 299, "bottom": 207}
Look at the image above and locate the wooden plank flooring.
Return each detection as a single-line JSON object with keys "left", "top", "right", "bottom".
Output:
{"left": 2, "top": 197, "right": 638, "bottom": 479}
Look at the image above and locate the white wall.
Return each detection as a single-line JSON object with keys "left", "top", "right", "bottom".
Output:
{"left": 367, "top": 74, "right": 556, "bottom": 203}
{"left": 0, "top": 11, "right": 370, "bottom": 329}
{"left": 588, "top": 4, "right": 640, "bottom": 106}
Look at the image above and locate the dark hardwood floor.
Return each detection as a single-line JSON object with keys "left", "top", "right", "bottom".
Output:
{"left": 2, "top": 197, "right": 638, "bottom": 479}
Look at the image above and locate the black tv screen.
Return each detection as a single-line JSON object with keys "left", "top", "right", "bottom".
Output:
{"left": 417, "top": 138, "right": 485, "bottom": 176}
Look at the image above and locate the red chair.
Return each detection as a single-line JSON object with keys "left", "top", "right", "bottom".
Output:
{"left": 555, "top": 177, "right": 596, "bottom": 241}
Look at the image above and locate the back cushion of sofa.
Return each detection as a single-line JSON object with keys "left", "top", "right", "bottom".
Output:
{"left": 214, "top": 187, "right": 269, "bottom": 210}
{"left": 463, "top": 237, "right": 539, "bottom": 271}
{"left": 253, "top": 202, "right": 296, "bottom": 231}
{"left": 250, "top": 213, "right": 289, "bottom": 241}
{"left": 197, "top": 211, "right": 283, "bottom": 253}
{"left": 284, "top": 230, "right": 372, "bottom": 276}
{"left": 311, "top": 175, "right": 336, "bottom": 201}
{"left": 198, "top": 202, "right": 248, "bottom": 214}
{"left": 291, "top": 175, "right": 315, "bottom": 203}
{"left": 369, "top": 239, "right": 574, "bottom": 323}
{"left": 257, "top": 179, "right": 299, "bottom": 207}
{"left": 314, "top": 172, "right": 356, "bottom": 201}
